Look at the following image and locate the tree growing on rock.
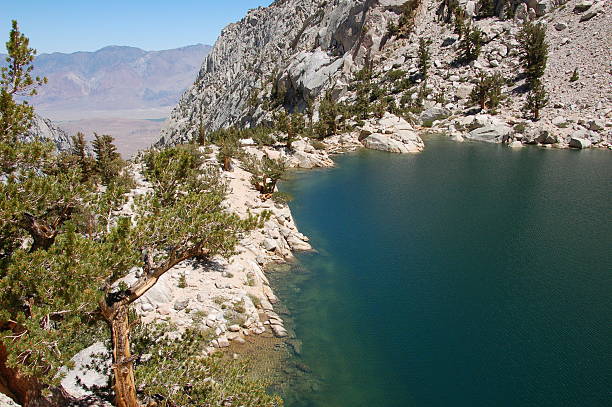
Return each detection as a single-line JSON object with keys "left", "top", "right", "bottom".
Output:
{"left": 523, "top": 78, "right": 548, "bottom": 120}
{"left": 217, "top": 137, "right": 240, "bottom": 171}
{"left": 417, "top": 38, "right": 431, "bottom": 78}
{"left": 469, "top": 71, "right": 505, "bottom": 111}
{"left": 458, "top": 22, "right": 482, "bottom": 62}
{"left": 1, "top": 22, "right": 274, "bottom": 407}
{"left": 316, "top": 90, "right": 344, "bottom": 138}
{"left": 517, "top": 21, "right": 548, "bottom": 86}
{"left": 242, "top": 153, "right": 286, "bottom": 195}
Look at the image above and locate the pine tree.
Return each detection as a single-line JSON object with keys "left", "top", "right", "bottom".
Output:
{"left": 70, "top": 132, "right": 95, "bottom": 180}
{"left": 417, "top": 38, "right": 431, "bottom": 78}
{"left": 242, "top": 153, "right": 286, "bottom": 194}
{"left": 316, "top": 91, "right": 341, "bottom": 138}
{"left": 523, "top": 78, "right": 548, "bottom": 120}
{"left": 517, "top": 21, "right": 548, "bottom": 86}
{"left": 0, "top": 22, "right": 274, "bottom": 407}
{"left": 469, "top": 72, "right": 505, "bottom": 111}
{"left": 92, "top": 133, "right": 123, "bottom": 185}
{"left": 453, "top": 7, "right": 467, "bottom": 38}
{"left": 0, "top": 20, "right": 48, "bottom": 174}
{"left": 196, "top": 120, "right": 206, "bottom": 145}
{"left": 458, "top": 23, "right": 483, "bottom": 62}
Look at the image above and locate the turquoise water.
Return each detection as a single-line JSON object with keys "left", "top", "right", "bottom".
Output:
{"left": 274, "top": 137, "right": 612, "bottom": 407}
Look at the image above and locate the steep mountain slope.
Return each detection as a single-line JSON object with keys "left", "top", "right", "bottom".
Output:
{"left": 3, "top": 44, "right": 211, "bottom": 120}
{"left": 159, "top": 0, "right": 610, "bottom": 148}
{"left": 158, "top": 0, "right": 393, "bottom": 145}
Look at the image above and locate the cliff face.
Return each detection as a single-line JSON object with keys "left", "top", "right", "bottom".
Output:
{"left": 158, "top": 0, "right": 407, "bottom": 145}
{"left": 24, "top": 115, "right": 72, "bottom": 152}
{"left": 159, "top": 0, "right": 611, "bottom": 148}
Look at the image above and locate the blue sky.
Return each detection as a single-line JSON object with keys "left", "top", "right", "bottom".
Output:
{"left": 1, "top": 0, "right": 272, "bottom": 54}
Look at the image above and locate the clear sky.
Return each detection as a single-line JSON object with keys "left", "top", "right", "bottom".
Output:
{"left": 0, "top": 0, "right": 272, "bottom": 54}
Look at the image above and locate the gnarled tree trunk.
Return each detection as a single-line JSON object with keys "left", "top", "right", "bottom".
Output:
{"left": 0, "top": 342, "right": 75, "bottom": 407}
{"left": 103, "top": 306, "right": 139, "bottom": 407}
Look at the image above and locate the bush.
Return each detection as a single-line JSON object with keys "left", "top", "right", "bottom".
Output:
{"left": 570, "top": 68, "right": 579, "bottom": 82}
{"left": 271, "top": 191, "right": 293, "bottom": 205}
{"left": 132, "top": 324, "right": 282, "bottom": 407}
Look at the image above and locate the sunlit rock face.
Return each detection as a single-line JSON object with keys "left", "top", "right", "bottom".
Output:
{"left": 158, "top": 0, "right": 405, "bottom": 146}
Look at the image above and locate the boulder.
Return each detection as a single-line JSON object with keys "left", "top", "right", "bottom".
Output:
{"left": 573, "top": 0, "right": 593, "bottom": 13}
{"left": 419, "top": 107, "right": 451, "bottom": 126}
{"left": 0, "top": 394, "right": 20, "bottom": 407}
{"left": 509, "top": 140, "right": 524, "bottom": 148}
{"left": 535, "top": 130, "right": 558, "bottom": 144}
{"left": 552, "top": 116, "right": 568, "bottom": 127}
{"left": 60, "top": 342, "right": 110, "bottom": 398}
{"left": 466, "top": 125, "right": 513, "bottom": 143}
{"left": 579, "top": 2, "right": 603, "bottom": 21}
{"left": 174, "top": 299, "right": 189, "bottom": 311}
{"left": 588, "top": 119, "right": 604, "bottom": 131}
{"left": 263, "top": 238, "right": 277, "bottom": 251}
{"left": 450, "top": 133, "right": 465, "bottom": 142}
{"left": 363, "top": 131, "right": 424, "bottom": 153}
{"left": 527, "top": 0, "right": 553, "bottom": 16}
{"left": 217, "top": 336, "right": 230, "bottom": 348}
{"left": 569, "top": 138, "right": 592, "bottom": 149}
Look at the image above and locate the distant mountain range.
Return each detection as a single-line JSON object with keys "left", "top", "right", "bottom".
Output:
{"left": 3, "top": 44, "right": 211, "bottom": 120}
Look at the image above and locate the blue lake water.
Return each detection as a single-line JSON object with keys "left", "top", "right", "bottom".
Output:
{"left": 273, "top": 137, "right": 612, "bottom": 407}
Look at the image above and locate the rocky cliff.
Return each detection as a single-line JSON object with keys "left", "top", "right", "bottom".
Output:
{"left": 23, "top": 115, "right": 72, "bottom": 152}
{"left": 158, "top": 0, "right": 610, "bottom": 149}
{"left": 158, "top": 0, "right": 400, "bottom": 145}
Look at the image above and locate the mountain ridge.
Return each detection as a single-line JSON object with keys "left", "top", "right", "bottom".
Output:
{"left": 3, "top": 43, "right": 212, "bottom": 121}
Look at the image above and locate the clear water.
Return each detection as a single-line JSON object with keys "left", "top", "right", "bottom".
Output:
{"left": 273, "top": 137, "right": 612, "bottom": 407}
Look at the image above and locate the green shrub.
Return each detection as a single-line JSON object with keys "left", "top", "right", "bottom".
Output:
{"left": 570, "top": 68, "right": 579, "bottom": 82}
{"left": 271, "top": 191, "right": 293, "bottom": 205}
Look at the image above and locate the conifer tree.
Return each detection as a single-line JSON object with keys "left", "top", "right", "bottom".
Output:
{"left": 92, "top": 133, "right": 123, "bottom": 185}
{"left": 458, "top": 22, "right": 482, "bottom": 62}
{"left": 70, "top": 132, "right": 95, "bottom": 180}
{"left": 523, "top": 78, "right": 548, "bottom": 120}
{"left": 469, "top": 71, "right": 505, "bottom": 111}
{"left": 517, "top": 21, "right": 548, "bottom": 86}
{"left": 417, "top": 38, "right": 431, "bottom": 79}
{"left": 1, "top": 23, "right": 275, "bottom": 407}
{"left": 316, "top": 90, "right": 341, "bottom": 138}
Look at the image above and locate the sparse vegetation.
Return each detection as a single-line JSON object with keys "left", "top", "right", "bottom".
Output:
{"left": 570, "top": 68, "right": 579, "bottom": 82}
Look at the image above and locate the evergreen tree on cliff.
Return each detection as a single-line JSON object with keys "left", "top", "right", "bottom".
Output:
{"left": 0, "top": 22, "right": 278, "bottom": 407}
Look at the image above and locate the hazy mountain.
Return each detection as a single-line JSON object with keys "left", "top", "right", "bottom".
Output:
{"left": 9, "top": 44, "right": 211, "bottom": 120}
{"left": 2, "top": 44, "right": 211, "bottom": 157}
